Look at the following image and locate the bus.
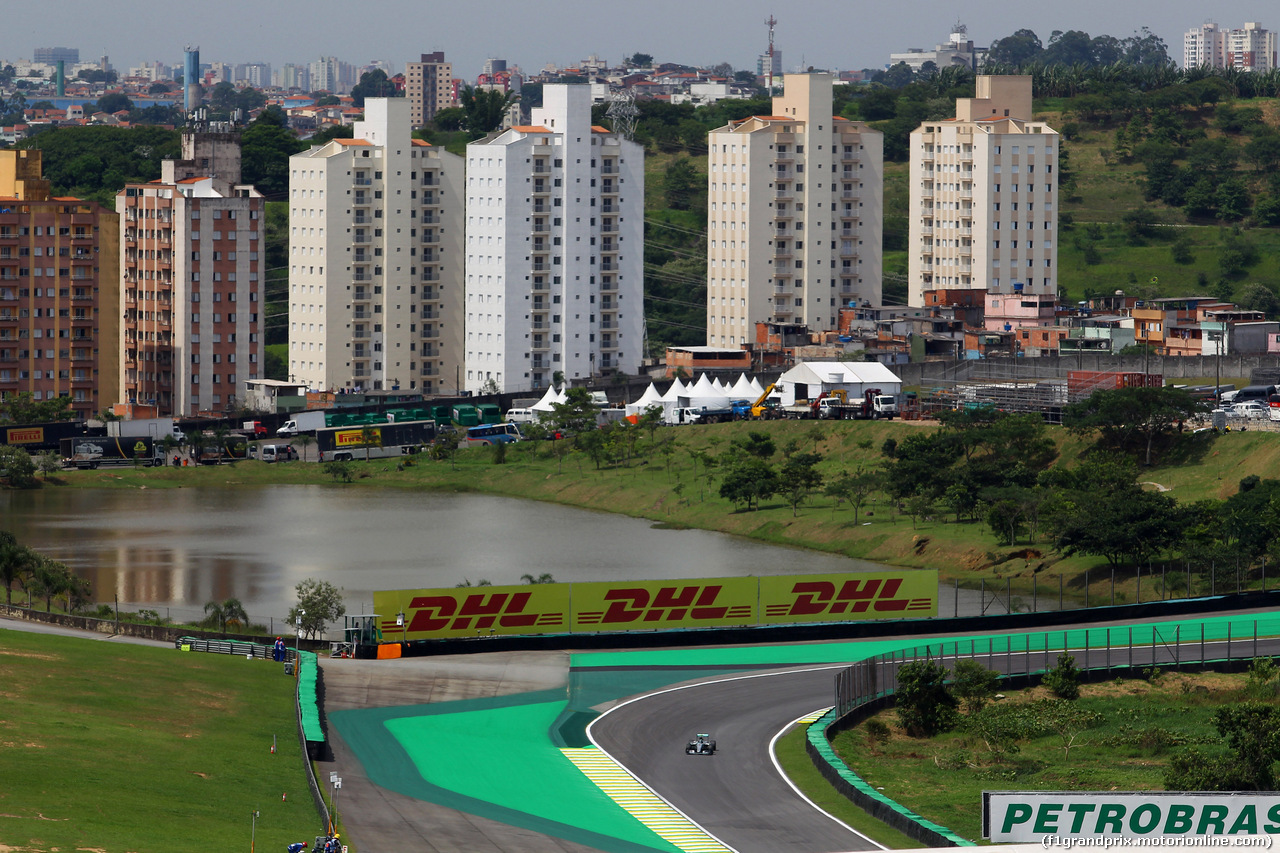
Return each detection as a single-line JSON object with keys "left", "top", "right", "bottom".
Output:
{"left": 466, "top": 423, "right": 523, "bottom": 446}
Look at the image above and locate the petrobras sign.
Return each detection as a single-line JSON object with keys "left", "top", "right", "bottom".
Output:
{"left": 984, "top": 791, "right": 1280, "bottom": 843}
{"left": 372, "top": 570, "right": 936, "bottom": 640}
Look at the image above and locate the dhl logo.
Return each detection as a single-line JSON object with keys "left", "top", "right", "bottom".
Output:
{"left": 577, "top": 585, "right": 752, "bottom": 625}
{"left": 390, "top": 591, "right": 565, "bottom": 633}
{"left": 764, "top": 578, "right": 933, "bottom": 617}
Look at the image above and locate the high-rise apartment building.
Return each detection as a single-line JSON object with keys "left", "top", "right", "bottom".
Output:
{"left": 287, "top": 98, "right": 464, "bottom": 395}
{"left": 907, "top": 76, "right": 1059, "bottom": 308}
{"left": 0, "top": 149, "right": 119, "bottom": 419}
{"left": 705, "top": 73, "right": 883, "bottom": 346}
{"left": 34, "top": 47, "right": 79, "bottom": 65}
{"left": 463, "top": 84, "right": 644, "bottom": 392}
{"left": 1185, "top": 21, "right": 1277, "bottom": 71}
{"left": 117, "top": 132, "right": 265, "bottom": 416}
{"left": 405, "top": 52, "right": 454, "bottom": 127}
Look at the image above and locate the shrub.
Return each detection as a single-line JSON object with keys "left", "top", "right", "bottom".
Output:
{"left": 1043, "top": 652, "right": 1081, "bottom": 700}
{"left": 896, "top": 659, "right": 958, "bottom": 737}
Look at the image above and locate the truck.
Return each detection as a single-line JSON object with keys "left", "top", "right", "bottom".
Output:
{"left": 242, "top": 420, "right": 269, "bottom": 438}
{"left": 60, "top": 435, "right": 167, "bottom": 469}
{"left": 316, "top": 419, "right": 437, "bottom": 462}
{"left": 109, "top": 417, "right": 183, "bottom": 441}
{"left": 193, "top": 433, "right": 249, "bottom": 465}
{"left": 825, "top": 389, "right": 898, "bottom": 420}
{"left": 276, "top": 411, "right": 327, "bottom": 438}
{"left": 2, "top": 420, "right": 100, "bottom": 453}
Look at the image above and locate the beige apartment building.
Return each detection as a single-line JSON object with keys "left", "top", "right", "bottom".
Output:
{"left": 117, "top": 132, "right": 266, "bottom": 417}
{"left": 705, "top": 73, "right": 883, "bottom": 346}
{"left": 405, "top": 52, "right": 454, "bottom": 127}
{"left": 287, "top": 98, "right": 464, "bottom": 395}
{"left": 0, "top": 149, "right": 119, "bottom": 419}
{"left": 907, "top": 76, "right": 1059, "bottom": 308}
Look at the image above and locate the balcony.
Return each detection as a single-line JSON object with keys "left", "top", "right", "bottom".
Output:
{"left": 600, "top": 162, "right": 618, "bottom": 174}
{"left": 600, "top": 183, "right": 617, "bottom": 195}
{"left": 600, "top": 204, "right": 616, "bottom": 213}
{"left": 532, "top": 184, "right": 549, "bottom": 196}
{"left": 354, "top": 177, "right": 372, "bottom": 186}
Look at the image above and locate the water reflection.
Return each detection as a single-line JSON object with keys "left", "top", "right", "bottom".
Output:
{"left": 1, "top": 486, "right": 894, "bottom": 625}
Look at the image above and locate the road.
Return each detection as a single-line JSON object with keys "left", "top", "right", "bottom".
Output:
{"left": 590, "top": 666, "right": 879, "bottom": 853}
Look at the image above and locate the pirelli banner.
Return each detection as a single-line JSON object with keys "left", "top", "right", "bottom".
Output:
{"left": 373, "top": 570, "right": 936, "bottom": 641}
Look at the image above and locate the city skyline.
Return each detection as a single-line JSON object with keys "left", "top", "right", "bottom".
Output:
{"left": 5, "top": 0, "right": 1278, "bottom": 80}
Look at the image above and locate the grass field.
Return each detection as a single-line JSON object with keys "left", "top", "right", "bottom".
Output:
{"left": 829, "top": 670, "right": 1270, "bottom": 843}
{"left": 32, "top": 417, "right": 1280, "bottom": 609}
{"left": 0, "top": 629, "right": 319, "bottom": 852}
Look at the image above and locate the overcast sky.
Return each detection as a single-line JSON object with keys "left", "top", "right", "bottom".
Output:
{"left": 4, "top": 0, "right": 1276, "bottom": 77}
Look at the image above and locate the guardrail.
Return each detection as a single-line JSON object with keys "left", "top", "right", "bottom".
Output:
{"left": 812, "top": 616, "right": 1280, "bottom": 847}
{"left": 174, "top": 636, "right": 278, "bottom": 659}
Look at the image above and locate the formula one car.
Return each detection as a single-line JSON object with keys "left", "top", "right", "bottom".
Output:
{"left": 685, "top": 733, "right": 717, "bottom": 755}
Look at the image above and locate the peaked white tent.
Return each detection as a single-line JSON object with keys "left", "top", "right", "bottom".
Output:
{"left": 625, "top": 383, "right": 664, "bottom": 418}
{"left": 729, "top": 373, "right": 755, "bottom": 399}
{"left": 531, "top": 385, "right": 568, "bottom": 413}
{"left": 680, "top": 373, "right": 730, "bottom": 410}
{"left": 748, "top": 377, "right": 766, "bottom": 397}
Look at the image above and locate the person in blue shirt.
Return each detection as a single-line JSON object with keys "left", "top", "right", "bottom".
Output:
{"left": 286, "top": 842, "right": 307, "bottom": 853}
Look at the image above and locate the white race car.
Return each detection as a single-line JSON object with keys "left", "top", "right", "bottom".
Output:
{"left": 685, "top": 733, "right": 717, "bottom": 755}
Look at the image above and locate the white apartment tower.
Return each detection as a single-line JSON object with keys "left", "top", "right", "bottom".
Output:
{"left": 907, "top": 76, "right": 1059, "bottom": 307}
{"left": 1185, "top": 21, "right": 1277, "bottom": 71}
{"left": 287, "top": 98, "right": 464, "bottom": 394}
{"left": 706, "top": 73, "right": 883, "bottom": 346}
{"left": 463, "top": 84, "right": 644, "bottom": 393}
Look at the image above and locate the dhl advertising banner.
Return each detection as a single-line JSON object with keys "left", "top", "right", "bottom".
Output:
{"left": 375, "top": 570, "right": 937, "bottom": 641}
{"left": 758, "top": 571, "right": 937, "bottom": 623}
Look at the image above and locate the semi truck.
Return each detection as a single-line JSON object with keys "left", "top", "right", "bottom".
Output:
{"left": 2, "top": 420, "right": 100, "bottom": 453}
{"left": 242, "top": 420, "right": 268, "bottom": 438}
{"left": 60, "top": 436, "right": 167, "bottom": 469}
{"left": 316, "top": 419, "right": 437, "bottom": 462}
{"left": 824, "top": 390, "right": 898, "bottom": 420}
{"left": 276, "top": 411, "right": 327, "bottom": 438}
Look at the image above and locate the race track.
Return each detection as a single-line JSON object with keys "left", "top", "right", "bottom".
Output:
{"left": 589, "top": 666, "right": 880, "bottom": 853}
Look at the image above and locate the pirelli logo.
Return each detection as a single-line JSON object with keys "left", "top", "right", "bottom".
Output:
{"left": 6, "top": 427, "right": 43, "bottom": 444}
{"left": 373, "top": 570, "right": 938, "bottom": 640}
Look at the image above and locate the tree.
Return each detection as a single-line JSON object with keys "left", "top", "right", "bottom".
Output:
{"left": 895, "top": 659, "right": 958, "bottom": 737}
{"left": 1063, "top": 386, "right": 1203, "bottom": 466}
{"left": 0, "top": 391, "right": 76, "bottom": 424}
{"left": 288, "top": 578, "right": 346, "bottom": 640}
{"left": 0, "top": 445, "right": 37, "bottom": 488}
{"left": 734, "top": 431, "right": 776, "bottom": 460}
{"left": 664, "top": 157, "right": 699, "bottom": 211}
{"left": 240, "top": 108, "right": 307, "bottom": 198}
{"left": 96, "top": 93, "right": 133, "bottom": 114}
{"left": 952, "top": 658, "right": 1001, "bottom": 714}
{"left": 293, "top": 433, "right": 315, "bottom": 462}
{"left": 987, "top": 29, "right": 1044, "bottom": 67}
{"left": 35, "top": 451, "right": 62, "bottom": 480}
{"left": 0, "top": 533, "right": 33, "bottom": 606}
{"left": 625, "top": 53, "right": 654, "bottom": 68}
{"left": 430, "top": 106, "right": 465, "bottom": 132}
{"left": 1042, "top": 652, "right": 1081, "bottom": 700}
{"left": 459, "top": 86, "right": 514, "bottom": 138}
{"left": 350, "top": 69, "right": 399, "bottom": 107}
{"left": 521, "top": 573, "right": 555, "bottom": 584}
{"left": 203, "top": 598, "right": 249, "bottom": 634}
{"left": 778, "top": 452, "right": 823, "bottom": 517}
{"left": 323, "top": 460, "right": 354, "bottom": 482}
{"left": 718, "top": 457, "right": 778, "bottom": 511}
{"left": 824, "top": 467, "right": 880, "bottom": 524}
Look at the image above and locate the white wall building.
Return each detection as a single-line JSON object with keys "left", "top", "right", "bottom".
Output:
{"left": 463, "top": 84, "right": 644, "bottom": 393}
{"left": 287, "top": 98, "right": 465, "bottom": 395}
{"left": 907, "top": 76, "right": 1059, "bottom": 307}
{"left": 705, "top": 72, "right": 883, "bottom": 346}
{"left": 1185, "top": 21, "right": 1277, "bottom": 71}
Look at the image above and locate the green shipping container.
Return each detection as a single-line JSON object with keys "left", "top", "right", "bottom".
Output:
{"left": 451, "top": 405, "right": 480, "bottom": 427}
{"left": 475, "top": 403, "right": 502, "bottom": 425}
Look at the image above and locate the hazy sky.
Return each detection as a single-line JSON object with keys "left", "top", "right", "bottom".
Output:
{"left": 4, "top": 0, "right": 1276, "bottom": 77}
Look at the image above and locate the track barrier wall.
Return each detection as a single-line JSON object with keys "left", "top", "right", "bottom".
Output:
{"left": 818, "top": 615, "right": 1280, "bottom": 846}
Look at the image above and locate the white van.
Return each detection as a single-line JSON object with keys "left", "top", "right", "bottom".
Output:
{"left": 260, "top": 444, "right": 298, "bottom": 463}
{"left": 504, "top": 408, "right": 537, "bottom": 424}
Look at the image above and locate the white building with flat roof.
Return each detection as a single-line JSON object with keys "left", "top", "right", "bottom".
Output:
{"left": 706, "top": 72, "right": 883, "bottom": 345}
{"left": 907, "top": 76, "right": 1059, "bottom": 307}
{"left": 463, "top": 84, "right": 644, "bottom": 393}
{"left": 287, "top": 98, "right": 464, "bottom": 394}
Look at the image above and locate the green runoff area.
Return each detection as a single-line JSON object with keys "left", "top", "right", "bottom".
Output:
{"left": 0, "top": 628, "right": 317, "bottom": 852}
{"left": 327, "top": 614, "right": 1263, "bottom": 852}
{"left": 38, "top": 416, "right": 1279, "bottom": 609}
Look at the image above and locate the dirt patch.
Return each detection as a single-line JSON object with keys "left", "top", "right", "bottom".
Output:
{"left": 0, "top": 649, "right": 61, "bottom": 662}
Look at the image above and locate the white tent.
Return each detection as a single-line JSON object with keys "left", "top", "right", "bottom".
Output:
{"left": 625, "top": 383, "right": 664, "bottom": 418}
{"left": 531, "top": 385, "right": 567, "bottom": 413}
{"left": 729, "top": 373, "right": 755, "bottom": 399}
{"left": 711, "top": 376, "right": 727, "bottom": 393}
{"left": 748, "top": 376, "right": 766, "bottom": 398}
{"left": 775, "top": 361, "right": 902, "bottom": 406}
{"left": 680, "top": 373, "right": 730, "bottom": 410}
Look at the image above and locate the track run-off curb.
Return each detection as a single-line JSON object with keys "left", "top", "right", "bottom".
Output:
{"left": 560, "top": 746, "right": 733, "bottom": 853}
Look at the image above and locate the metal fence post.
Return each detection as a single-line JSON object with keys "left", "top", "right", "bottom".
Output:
{"left": 954, "top": 578, "right": 959, "bottom": 618}
{"left": 1006, "top": 578, "right": 1012, "bottom": 614}
{"left": 1111, "top": 568, "right": 1115, "bottom": 607}
{"left": 1060, "top": 574, "right": 1064, "bottom": 610}
{"left": 980, "top": 578, "right": 985, "bottom": 615}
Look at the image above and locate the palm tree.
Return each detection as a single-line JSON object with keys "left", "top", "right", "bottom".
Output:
{"left": 521, "top": 573, "right": 555, "bottom": 584}
{"left": 293, "top": 433, "right": 314, "bottom": 462}
{"left": 204, "top": 598, "right": 248, "bottom": 634}
{"left": 0, "top": 532, "right": 22, "bottom": 606}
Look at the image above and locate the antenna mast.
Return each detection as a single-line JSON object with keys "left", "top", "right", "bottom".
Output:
{"left": 765, "top": 15, "right": 777, "bottom": 92}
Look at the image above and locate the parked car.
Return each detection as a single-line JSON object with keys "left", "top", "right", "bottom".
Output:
{"left": 1227, "top": 401, "right": 1268, "bottom": 420}
{"left": 260, "top": 444, "right": 299, "bottom": 463}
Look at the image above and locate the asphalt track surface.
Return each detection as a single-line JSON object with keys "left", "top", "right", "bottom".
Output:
{"left": 589, "top": 665, "right": 879, "bottom": 853}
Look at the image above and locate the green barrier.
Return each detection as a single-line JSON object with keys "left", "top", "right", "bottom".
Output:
{"left": 297, "top": 651, "right": 324, "bottom": 744}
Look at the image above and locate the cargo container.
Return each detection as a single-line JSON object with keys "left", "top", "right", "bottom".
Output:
{"left": 1067, "top": 371, "right": 1162, "bottom": 400}
{"left": 475, "top": 403, "right": 502, "bottom": 425}
{"left": 451, "top": 404, "right": 480, "bottom": 427}
{"left": 2, "top": 420, "right": 99, "bottom": 453}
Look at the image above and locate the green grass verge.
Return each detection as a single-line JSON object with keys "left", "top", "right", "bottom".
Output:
{"left": 774, "top": 725, "right": 920, "bottom": 849}
{"left": 0, "top": 628, "right": 319, "bottom": 852}
{"left": 830, "top": 671, "right": 1267, "bottom": 844}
